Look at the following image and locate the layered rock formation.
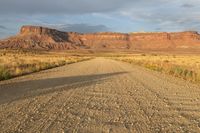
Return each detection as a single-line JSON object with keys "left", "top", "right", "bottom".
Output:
{"left": 0, "top": 25, "right": 200, "bottom": 51}
{"left": 80, "top": 33, "right": 129, "bottom": 49}
{"left": 0, "top": 26, "right": 85, "bottom": 50}
{"left": 129, "top": 32, "right": 200, "bottom": 50}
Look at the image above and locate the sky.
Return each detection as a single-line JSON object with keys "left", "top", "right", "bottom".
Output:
{"left": 0, "top": 0, "right": 200, "bottom": 39}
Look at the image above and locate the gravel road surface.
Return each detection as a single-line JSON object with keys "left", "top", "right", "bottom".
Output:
{"left": 0, "top": 58, "right": 200, "bottom": 133}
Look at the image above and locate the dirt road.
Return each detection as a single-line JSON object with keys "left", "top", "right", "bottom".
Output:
{"left": 0, "top": 58, "right": 200, "bottom": 133}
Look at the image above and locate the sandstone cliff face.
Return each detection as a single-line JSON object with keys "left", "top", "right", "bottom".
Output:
{"left": 0, "top": 26, "right": 84, "bottom": 50}
{"left": 0, "top": 25, "right": 200, "bottom": 51}
{"left": 80, "top": 33, "right": 129, "bottom": 49}
{"left": 129, "top": 32, "right": 200, "bottom": 50}
{"left": 20, "top": 26, "right": 53, "bottom": 35}
{"left": 20, "top": 26, "right": 69, "bottom": 43}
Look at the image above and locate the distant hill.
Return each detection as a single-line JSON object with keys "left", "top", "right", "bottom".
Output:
{"left": 1, "top": 25, "right": 200, "bottom": 51}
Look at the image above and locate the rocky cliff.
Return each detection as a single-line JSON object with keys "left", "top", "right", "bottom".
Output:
{"left": 0, "top": 25, "right": 200, "bottom": 51}
{"left": 129, "top": 32, "right": 200, "bottom": 50}
{"left": 80, "top": 33, "right": 129, "bottom": 49}
{"left": 0, "top": 26, "right": 85, "bottom": 50}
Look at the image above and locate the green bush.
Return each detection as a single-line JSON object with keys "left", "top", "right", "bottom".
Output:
{"left": 0, "top": 66, "right": 11, "bottom": 80}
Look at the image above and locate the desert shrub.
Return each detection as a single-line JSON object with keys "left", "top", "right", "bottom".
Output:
{"left": 15, "top": 67, "right": 23, "bottom": 75}
{"left": 168, "top": 66, "right": 195, "bottom": 80}
{"left": 0, "top": 50, "right": 92, "bottom": 81}
{"left": 0, "top": 66, "right": 11, "bottom": 80}
{"left": 111, "top": 55, "right": 200, "bottom": 83}
{"left": 169, "top": 66, "right": 183, "bottom": 76}
{"left": 57, "top": 60, "right": 66, "bottom": 66}
{"left": 144, "top": 63, "right": 163, "bottom": 72}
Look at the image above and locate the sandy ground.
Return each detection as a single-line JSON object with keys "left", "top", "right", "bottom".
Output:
{"left": 0, "top": 58, "right": 200, "bottom": 133}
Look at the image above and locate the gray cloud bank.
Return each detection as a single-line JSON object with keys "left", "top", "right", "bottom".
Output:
{"left": 0, "top": 0, "right": 200, "bottom": 38}
{"left": 0, "top": 25, "right": 7, "bottom": 30}
{"left": 38, "top": 23, "right": 110, "bottom": 33}
{"left": 56, "top": 24, "right": 110, "bottom": 33}
{"left": 0, "top": 0, "right": 134, "bottom": 14}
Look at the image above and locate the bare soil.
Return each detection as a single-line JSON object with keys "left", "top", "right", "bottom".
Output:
{"left": 0, "top": 58, "right": 200, "bottom": 133}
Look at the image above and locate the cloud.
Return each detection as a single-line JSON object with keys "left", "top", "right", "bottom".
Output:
{"left": 118, "top": 0, "right": 200, "bottom": 31}
{"left": 0, "top": 25, "right": 7, "bottom": 30}
{"left": 0, "top": 0, "right": 134, "bottom": 14}
{"left": 0, "top": 25, "right": 10, "bottom": 39}
{"left": 0, "top": 0, "right": 200, "bottom": 38}
{"left": 181, "top": 4, "right": 195, "bottom": 8}
{"left": 51, "top": 23, "right": 110, "bottom": 33}
{"left": 0, "top": 31, "right": 15, "bottom": 39}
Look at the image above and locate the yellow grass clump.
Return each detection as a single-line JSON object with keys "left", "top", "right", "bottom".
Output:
{"left": 0, "top": 50, "right": 91, "bottom": 80}
{"left": 111, "top": 54, "right": 200, "bottom": 83}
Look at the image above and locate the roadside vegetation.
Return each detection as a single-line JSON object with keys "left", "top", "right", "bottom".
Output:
{"left": 110, "top": 54, "right": 200, "bottom": 83}
{"left": 0, "top": 50, "right": 91, "bottom": 81}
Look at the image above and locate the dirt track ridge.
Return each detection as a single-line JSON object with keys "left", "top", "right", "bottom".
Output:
{"left": 0, "top": 58, "right": 200, "bottom": 132}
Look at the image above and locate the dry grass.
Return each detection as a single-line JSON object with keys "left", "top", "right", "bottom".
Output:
{"left": 0, "top": 50, "right": 92, "bottom": 80}
{"left": 110, "top": 54, "right": 200, "bottom": 83}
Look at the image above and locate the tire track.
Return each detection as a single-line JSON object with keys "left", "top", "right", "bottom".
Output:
{"left": 0, "top": 58, "right": 200, "bottom": 133}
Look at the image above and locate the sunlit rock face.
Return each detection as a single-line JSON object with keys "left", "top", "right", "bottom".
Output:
{"left": 0, "top": 25, "right": 200, "bottom": 51}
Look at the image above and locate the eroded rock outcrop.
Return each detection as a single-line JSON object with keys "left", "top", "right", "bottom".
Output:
{"left": 0, "top": 26, "right": 84, "bottom": 50}
{"left": 0, "top": 25, "right": 200, "bottom": 51}
{"left": 80, "top": 33, "right": 129, "bottom": 49}
{"left": 129, "top": 32, "right": 200, "bottom": 50}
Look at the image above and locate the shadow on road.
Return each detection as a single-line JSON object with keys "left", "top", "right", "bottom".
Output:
{"left": 0, "top": 72, "right": 127, "bottom": 105}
